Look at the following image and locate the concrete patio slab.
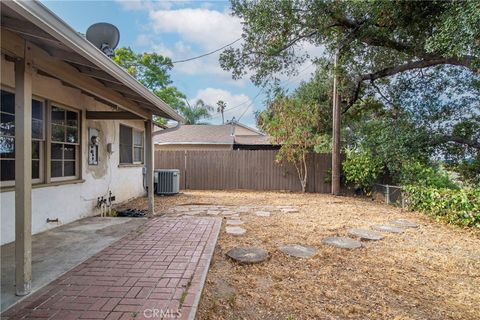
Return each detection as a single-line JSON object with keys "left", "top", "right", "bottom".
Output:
{"left": 1, "top": 217, "right": 221, "bottom": 320}
{"left": 1, "top": 217, "right": 146, "bottom": 312}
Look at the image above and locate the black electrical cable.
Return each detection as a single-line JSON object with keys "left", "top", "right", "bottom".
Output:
{"left": 171, "top": 38, "right": 241, "bottom": 64}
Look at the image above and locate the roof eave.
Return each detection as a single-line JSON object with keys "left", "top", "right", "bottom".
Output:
{"left": 5, "top": 0, "right": 184, "bottom": 122}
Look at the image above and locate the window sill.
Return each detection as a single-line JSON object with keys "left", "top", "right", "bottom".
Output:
{"left": 118, "top": 164, "right": 144, "bottom": 168}
{"left": 1, "top": 179, "right": 86, "bottom": 193}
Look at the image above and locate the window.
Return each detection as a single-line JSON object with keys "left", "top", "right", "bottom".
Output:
{"left": 119, "top": 124, "right": 144, "bottom": 164}
{"left": 133, "top": 130, "right": 144, "bottom": 163}
{"left": 50, "top": 106, "right": 79, "bottom": 180}
{"left": 1, "top": 90, "right": 44, "bottom": 184}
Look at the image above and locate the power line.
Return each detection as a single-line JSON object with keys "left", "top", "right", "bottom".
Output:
{"left": 209, "top": 61, "right": 316, "bottom": 121}
{"left": 172, "top": 38, "right": 242, "bottom": 64}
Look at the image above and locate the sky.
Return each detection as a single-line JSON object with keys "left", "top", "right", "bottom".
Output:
{"left": 41, "top": 0, "right": 318, "bottom": 127}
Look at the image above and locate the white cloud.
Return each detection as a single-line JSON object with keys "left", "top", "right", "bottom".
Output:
{"left": 123, "top": 5, "right": 245, "bottom": 81}
{"left": 115, "top": 0, "right": 172, "bottom": 11}
{"left": 191, "top": 88, "right": 255, "bottom": 124}
{"left": 148, "top": 8, "right": 242, "bottom": 50}
{"left": 152, "top": 42, "right": 174, "bottom": 58}
{"left": 134, "top": 34, "right": 151, "bottom": 47}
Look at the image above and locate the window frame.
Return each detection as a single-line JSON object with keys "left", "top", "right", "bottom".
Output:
{"left": 49, "top": 103, "right": 80, "bottom": 182}
{"left": 133, "top": 129, "right": 144, "bottom": 164}
{"left": 0, "top": 86, "right": 82, "bottom": 187}
{"left": 119, "top": 124, "right": 144, "bottom": 165}
{"left": 0, "top": 87, "right": 46, "bottom": 187}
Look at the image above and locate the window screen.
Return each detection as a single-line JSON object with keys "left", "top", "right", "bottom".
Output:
{"left": 50, "top": 105, "right": 78, "bottom": 178}
{"left": 119, "top": 124, "right": 133, "bottom": 164}
{"left": 0, "top": 90, "right": 44, "bottom": 182}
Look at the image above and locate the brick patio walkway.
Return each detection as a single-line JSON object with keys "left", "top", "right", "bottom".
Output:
{"left": 1, "top": 217, "right": 221, "bottom": 320}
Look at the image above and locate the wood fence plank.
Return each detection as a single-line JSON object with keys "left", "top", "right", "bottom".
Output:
{"left": 154, "top": 150, "right": 332, "bottom": 193}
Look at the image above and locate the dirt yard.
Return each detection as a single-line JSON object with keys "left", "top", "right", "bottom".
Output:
{"left": 123, "top": 190, "right": 480, "bottom": 320}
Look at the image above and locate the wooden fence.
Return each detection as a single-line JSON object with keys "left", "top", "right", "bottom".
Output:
{"left": 154, "top": 150, "right": 332, "bottom": 193}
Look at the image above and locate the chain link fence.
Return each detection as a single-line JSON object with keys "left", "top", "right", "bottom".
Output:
{"left": 373, "top": 184, "right": 406, "bottom": 208}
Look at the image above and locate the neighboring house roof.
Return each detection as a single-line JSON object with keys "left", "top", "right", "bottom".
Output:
{"left": 1, "top": 0, "right": 183, "bottom": 121}
{"left": 154, "top": 125, "right": 235, "bottom": 145}
{"left": 226, "top": 120, "right": 265, "bottom": 136}
{"left": 153, "top": 124, "right": 274, "bottom": 146}
{"left": 233, "top": 135, "right": 272, "bottom": 145}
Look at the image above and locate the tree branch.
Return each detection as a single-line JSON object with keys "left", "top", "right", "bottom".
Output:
{"left": 343, "top": 55, "right": 475, "bottom": 113}
{"left": 439, "top": 135, "right": 480, "bottom": 149}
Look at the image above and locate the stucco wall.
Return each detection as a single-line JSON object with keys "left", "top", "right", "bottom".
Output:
{"left": 1, "top": 57, "right": 146, "bottom": 245}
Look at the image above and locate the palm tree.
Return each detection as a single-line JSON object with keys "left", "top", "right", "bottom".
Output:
{"left": 216, "top": 100, "right": 227, "bottom": 124}
{"left": 180, "top": 99, "right": 213, "bottom": 125}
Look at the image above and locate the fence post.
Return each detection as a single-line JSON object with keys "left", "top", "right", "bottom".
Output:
{"left": 385, "top": 184, "right": 390, "bottom": 205}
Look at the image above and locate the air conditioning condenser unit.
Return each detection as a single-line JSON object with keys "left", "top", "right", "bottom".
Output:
{"left": 154, "top": 169, "right": 180, "bottom": 195}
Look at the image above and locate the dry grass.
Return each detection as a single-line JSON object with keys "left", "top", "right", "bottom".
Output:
{"left": 123, "top": 190, "right": 480, "bottom": 320}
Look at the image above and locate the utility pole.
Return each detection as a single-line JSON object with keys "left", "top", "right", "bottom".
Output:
{"left": 331, "top": 49, "right": 341, "bottom": 196}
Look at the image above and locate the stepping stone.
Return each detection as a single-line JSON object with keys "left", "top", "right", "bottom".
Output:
{"left": 389, "top": 219, "right": 419, "bottom": 228}
{"left": 372, "top": 225, "right": 404, "bottom": 234}
{"left": 222, "top": 211, "right": 236, "bottom": 216}
{"left": 348, "top": 229, "right": 384, "bottom": 241}
{"left": 174, "top": 207, "right": 191, "bottom": 212}
{"left": 229, "top": 215, "right": 241, "bottom": 220}
{"left": 255, "top": 211, "right": 271, "bottom": 217}
{"left": 226, "top": 220, "right": 244, "bottom": 226}
{"left": 207, "top": 210, "right": 220, "bottom": 215}
{"left": 226, "top": 247, "right": 269, "bottom": 264}
{"left": 225, "top": 226, "right": 246, "bottom": 235}
{"left": 322, "top": 236, "right": 362, "bottom": 249}
{"left": 278, "top": 244, "right": 317, "bottom": 258}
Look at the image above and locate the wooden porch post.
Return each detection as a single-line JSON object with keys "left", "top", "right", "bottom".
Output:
{"left": 15, "top": 44, "right": 33, "bottom": 296}
{"left": 145, "top": 118, "right": 154, "bottom": 215}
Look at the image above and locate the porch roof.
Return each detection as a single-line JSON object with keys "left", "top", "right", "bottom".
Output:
{"left": 1, "top": 0, "right": 184, "bottom": 122}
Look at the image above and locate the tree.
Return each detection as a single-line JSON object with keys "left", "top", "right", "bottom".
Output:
{"left": 220, "top": 0, "right": 478, "bottom": 109}
{"left": 182, "top": 99, "right": 213, "bottom": 125}
{"left": 113, "top": 47, "right": 187, "bottom": 125}
{"left": 263, "top": 61, "right": 480, "bottom": 188}
{"left": 258, "top": 96, "right": 323, "bottom": 192}
{"left": 216, "top": 100, "right": 227, "bottom": 124}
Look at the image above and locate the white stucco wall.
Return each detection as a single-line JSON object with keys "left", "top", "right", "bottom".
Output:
{"left": 1, "top": 57, "right": 147, "bottom": 245}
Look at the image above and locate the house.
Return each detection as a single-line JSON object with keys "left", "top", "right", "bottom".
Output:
{"left": 0, "top": 0, "right": 182, "bottom": 295}
{"left": 154, "top": 122, "right": 278, "bottom": 151}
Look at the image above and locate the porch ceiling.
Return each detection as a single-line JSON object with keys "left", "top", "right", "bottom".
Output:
{"left": 0, "top": 1, "right": 183, "bottom": 122}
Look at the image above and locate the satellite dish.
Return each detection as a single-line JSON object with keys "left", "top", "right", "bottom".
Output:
{"left": 86, "top": 23, "right": 120, "bottom": 58}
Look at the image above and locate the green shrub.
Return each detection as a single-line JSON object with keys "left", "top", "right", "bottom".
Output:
{"left": 400, "top": 161, "right": 459, "bottom": 189}
{"left": 404, "top": 186, "right": 480, "bottom": 227}
{"left": 342, "top": 148, "right": 383, "bottom": 193}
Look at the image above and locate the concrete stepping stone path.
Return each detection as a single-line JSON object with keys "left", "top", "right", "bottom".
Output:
{"left": 255, "top": 211, "right": 271, "bottom": 217}
{"left": 322, "top": 236, "right": 362, "bottom": 249}
{"left": 348, "top": 229, "right": 384, "bottom": 241}
{"left": 278, "top": 244, "right": 317, "bottom": 258}
{"left": 226, "top": 219, "right": 244, "bottom": 226}
{"left": 226, "top": 226, "right": 246, "bottom": 235}
{"left": 372, "top": 224, "right": 404, "bottom": 234}
{"left": 281, "top": 208, "right": 299, "bottom": 213}
{"left": 226, "top": 247, "right": 269, "bottom": 264}
{"left": 389, "top": 219, "right": 419, "bottom": 228}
